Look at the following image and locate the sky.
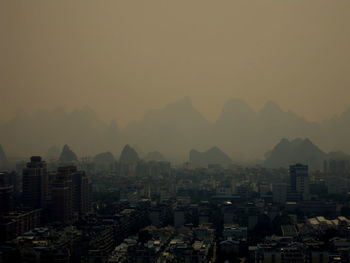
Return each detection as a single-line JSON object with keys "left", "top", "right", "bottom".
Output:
{"left": 1, "top": 0, "right": 350, "bottom": 126}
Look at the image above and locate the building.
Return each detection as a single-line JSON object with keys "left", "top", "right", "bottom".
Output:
{"left": 259, "top": 183, "right": 271, "bottom": 197}
{"left": 289, "top": 164, "right": 310, "bottom": 201}
{"left": 22, "top": 156, "right": 49, "bottom": 209}
{"left": 0, "top": 172, "right": 14, "bottom": 214}
{"left": 51, "top": 168, "right": 74, "bottom": 224}
{"left": 223, "top": 224, "right": 247, "bottom": 241}
{"left": 85, "top": 225, "right": 115, "bottom": 262}
{"left": 174, "top": 208, "right": 186, "bottom": 227}
{"left": 72, "top": 170, "right": 91, "bottom": 215}
{"left": 0, "top": 209, "right": 41, "bottom": 242}
{"left": 273, "top": 183, "right": 288, "bottom": 204}
{"left": 149, "top": 209, "right": 162, "bottom": 227}
{"left": 324, "top": 159, "right": 350, "bottom": 174}
{"left": 222, "top": 202, "right": 235, "bottom": 224}
{"left": 50, "top": 166, "right": 91, "bottom": 224}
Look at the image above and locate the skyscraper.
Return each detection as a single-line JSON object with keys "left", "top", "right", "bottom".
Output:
{"left": 272, "top": 183, "right": 288, "bottom": 204}
{"left": 72, "top": 170, "right": 91, "bottom": 216}
{"left": 22, "top": 156, "right": 48, "bottom": 209}
{"left": 0, "top": 172, "right": 14, "bottom": 214}
{"left": 289, "top": 164, "right": 310, "bottom": 201}
{"left": 50, "top": 167, "right": 74, "bottom": 224}
{"left": 50, "top": 166, "right": 91, "bottom": 223}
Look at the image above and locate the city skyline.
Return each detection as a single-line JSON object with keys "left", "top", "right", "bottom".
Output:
{"left": 2, "top": 1, "right": 350, "bottom": 262}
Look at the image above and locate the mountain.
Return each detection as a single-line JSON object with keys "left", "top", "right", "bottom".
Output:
{"left": 257, "top": 101, "right": 319, "bottom": 147}
{"left": 213, "top": 99, "right": 319, "bottom": 160}
{"left": 93, "top": 152, "right": 115, "bottom": 163}
{"left": 124, "top": 97, "right": 212, "bottom": 158}
{"left": 214, "top": 99, "right": 258, "bottom": 160}
{"left": 59, "top": 144, "right": 78, "bottom": 164}
{"left": 104, "top": 120, "right": 124, "bottom": 155}
{"left": 47, "top": 146, "right": 61, "bottom": 160}
{"left": 189, "top": 146, "right": 232, "bottom": 168}
{"left": 0, "top": 107, "right": 123, "bottom": 156}
{"left": 144, "top": 151, "right": 166, "bottom": 162}
{"left": 0, "top": 144, "right": 9, "bottom": 170}
{"left": 327, "top": 151, "right": 350, "bottom": 160}
{"left": 0, "top": 98, "right": 350, "bottom": 161}
{"left": 320, "top": 108, "right": 350, "bottom": 153}
{"left": 119, "top": 145, "right": 140, "bottom": 163}
{"left": 131, "top": 144, "right": 146, "bottom": 159}
{"left": 264, "top": 138, "right": 326, "bottom": 170}
{"left": 93, "top": 152, "right": 116, "bottom": 172}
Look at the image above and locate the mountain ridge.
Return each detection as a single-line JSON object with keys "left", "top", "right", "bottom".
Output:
{"left": 265, "top": 138, "right": 350, "bottom": 170}
{"left": 189, "top": 146, "right": 232, "bottom": 168}
{"left": 0, "top": 98, "right": 349, "bottom": 161}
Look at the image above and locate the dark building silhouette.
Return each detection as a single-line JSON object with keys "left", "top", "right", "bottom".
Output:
{"left": 323, "top": 159, "right": 350, "bottom": 173}
{"left": 0, "top": 209, "right": 41, "bottom": 243}
{"left": 289, "top": 163, "right": 310, "bottom": 201}
{"left": 50, "top": 166, "right": 91, "bottom": 223}
{"left": 72, "top": 170, "right": 91, "bottom": 215}
{"left": 22, "top": 156, "right": 48, "bottom": 209}
{"left": 51, "top": 167, "right": 74, "bottom": 224}
{"left": 0, "top": 172, "right": 14, "bottom": 215}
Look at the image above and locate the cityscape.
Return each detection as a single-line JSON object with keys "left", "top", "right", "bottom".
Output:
{"left": 1, "top": 1, "right": 350, "bottom": 262}
{"left": 1, "top": 143, "right": 350, "bottom": 262}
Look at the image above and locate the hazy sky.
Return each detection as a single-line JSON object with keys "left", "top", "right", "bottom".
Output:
{"left": 1, "top": 0, "right": 350, "bottom": 126}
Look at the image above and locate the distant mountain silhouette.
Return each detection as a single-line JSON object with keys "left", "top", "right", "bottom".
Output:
{"left": 119, "top": 145, "right": 140, "bottom": 163}
{"left": 124, "top": 97, "right": 212, "bottom": 158}
{"left": 264, "top": 138, "right": 327, "bottom": 170}
{"left": 47, "top": 146, "right": 60, "bottom": 160}
{"left": 189, "top": 146, "right": 232, "bottom": 168}
{"left": 327, "top": 151, "right": 350, "bottom": 160}
{"left": 0, "top": 106, "right": 123, "bottom": 156}
{"left": 59, "top": 144, "right": 78, "bottom": 164}
{"left": 93, "top": 152, "right": 116, "bottom": 171}
{"left": 0, "top": 98, "right": 350, "bottom": 161}
{"left": 144, "top": 151, "right": 166, "bottom": 162}
{"left": 213, "top": 99, "right": 318, "bottom": 160}
{"left": 214, "top": 99, "right": 258, "bottom": 159}
{"left": 0, "top": 144, "right": 9, "bottom": 170}
{"left": 93, "top": 152, "right": 115, "bottom": 163}
{"left": 131, "top": 144, "right": 145, "bottom": 159}
{"left": 320, "top": 108, "right": 350, "bottom": 153}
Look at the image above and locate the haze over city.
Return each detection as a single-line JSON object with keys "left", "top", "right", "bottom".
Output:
{"left": 1, "top": 1, "right": 350, "bottom": 263}
{"left": 1, "top": 0, "right": 350, "bottom": 125}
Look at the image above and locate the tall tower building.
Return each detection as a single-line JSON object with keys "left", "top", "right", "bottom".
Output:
{"left": 289, "top": 164, "right": 310, "bottom": 201}
{"left": 272, "top": 183, "right": 288, "bottom": 204}
{"left": 72, "top": 171, "right": 91, "bottom": 216}
{"left": 22, "top": 156, "right": 48, "bottom": 209}
{"left": 50, "top": 166, "right": 91, "bottom": 223}
{"left": 0, "top": 172, "right": 14, "bottom": 214}
{"left": 50, "top": 166, "right": 75, "bottom": 224}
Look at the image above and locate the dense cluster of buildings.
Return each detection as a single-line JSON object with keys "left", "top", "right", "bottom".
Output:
{"left": 108, "top": 224, "right": 215, "bottom": 263}
{"left": 0, "top": 156, "right": 91, "bottom": 243}
{"left": 1, "top": 153, "right": 350, "bottom": 262}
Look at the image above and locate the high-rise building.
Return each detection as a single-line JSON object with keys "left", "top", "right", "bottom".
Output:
{"left": 174, "top": 208, "right": 186, "bottom": 227}
{"left": 272, "top": 183, "right": 288, "bottom": 204}
{"left": 0, "top": 172, "right": 14, "bottom": 215}
{"left": 324, "top": 159, "right": 350, "bottom": 173}
{"left": 0, "top": 208, "right": 41, "bottom": 242}
{"left": 51, "top": 167, "right": 74, "bottom": 224}
{"left": 72, "top": 170, "right": 91, "bottom": 215}
{"left": 50, "top": 166, "right": 91, "bottom": 223}
{"left": 22, "top": 156, "right": 48, "bottom": 209}
{"left": 289, "top": 164, "right": 310, "bottom": 201}
{"left": 259, "top": 183, "right": 271, "bottom": 198}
